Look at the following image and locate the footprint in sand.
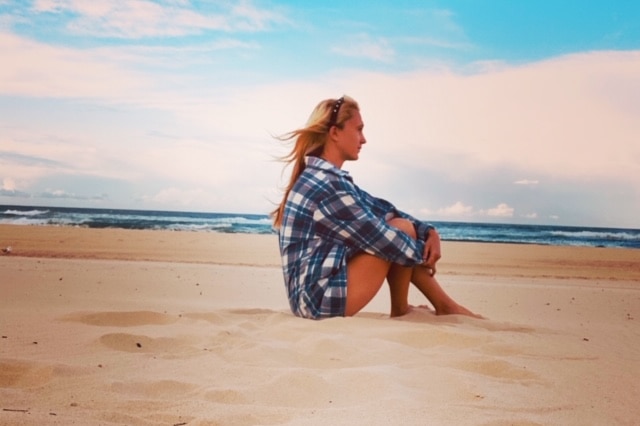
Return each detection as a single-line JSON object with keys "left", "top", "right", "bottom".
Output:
{"left": 99, "top": 333, "right": 198, "bottom": 356}
{"left": 61, "top": 311, "right": 178, "bottom": 327}
{"left": 452, "top": 357, "right": 541, "bottom": 382}
{"left": 60, "top": 311, "right": 229, "bottom": 358}
{"left": 380, "top": 327, "right": 494, "bottom": 350}
{"left": 110, "top": 379, "right": 197, "bottom": 399}
{"left": 205, "top": 388, "right": 251, "bottom": 405}
{"left": 0, "top": 360, "right": 54, "bottom": 388}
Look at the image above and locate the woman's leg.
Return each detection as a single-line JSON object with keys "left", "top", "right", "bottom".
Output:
{"left": 389, "top": 217, "right": 481, "bottom": 318}
{"left": 387, "top": 217, "right": 417, "bottom": 317}
{"left": 344, "top": 217, "right": 416, "bottom": 317}
{"left": 386, "top": 263, "right": 412, "bottom": 317}
{"left": 345, "top": 253, "right": 415, "bottom": 317}
{"left": 385, "top": 218, "right": 417, "bottom": 317}
{"left": 411, "top": 266, "right": 482, "bottom": 317}
{"left": 344, "top": 217, "right": 480, "bottom": 318}
{"left": 387, "top": 218, "right": 482, "bottom": 318}
{"left": 344, "top": 253, "right": 391, "bottom": 316}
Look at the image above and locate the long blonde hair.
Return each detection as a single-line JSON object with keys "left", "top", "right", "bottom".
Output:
{"left": 271, "top": 95, "right": 359, "bottom": 228}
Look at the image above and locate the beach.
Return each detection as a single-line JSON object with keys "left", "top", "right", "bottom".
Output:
{"left": 1, "top": 225, "right": 639, "bottom": 425}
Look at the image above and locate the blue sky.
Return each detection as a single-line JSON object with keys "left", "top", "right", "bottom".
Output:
{"left": 1, "top": 0, "right": 639, "bottom": 228}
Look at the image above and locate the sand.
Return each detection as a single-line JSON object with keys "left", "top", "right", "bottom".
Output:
{"left": 1, "top": 224, "right": 639, "bottom": 425}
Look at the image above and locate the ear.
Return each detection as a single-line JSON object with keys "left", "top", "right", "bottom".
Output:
{"left": 328, "top": 124, "right": 341, "bottom": 142}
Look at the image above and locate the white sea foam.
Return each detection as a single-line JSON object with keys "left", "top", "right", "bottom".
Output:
{"left": 1, "top": 205, "right": 638, "bottom": 247}
{"left": 550, "top": 230, "right": 640, "bottom": 242}
{"left": 3, "top": 209, "right": 49, "bottom": 216}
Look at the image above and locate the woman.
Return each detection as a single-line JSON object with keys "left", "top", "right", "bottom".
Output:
{"left": 272, "top": 95, "right": 480, "bottom": 320}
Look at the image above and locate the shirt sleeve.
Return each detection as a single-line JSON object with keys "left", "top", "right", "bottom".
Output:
{"left": 358, "top": 187, "right": 435, "bottom": 241}
{"left": 313, "top": 190, "right": 425, "bottom": 267}
{"left": 394, "top": 210, "right": 435, "bottom": 241}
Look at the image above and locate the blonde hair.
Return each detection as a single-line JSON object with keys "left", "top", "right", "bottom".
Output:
{"left": 271, "top": 95, "right": 359, "bottom": 228}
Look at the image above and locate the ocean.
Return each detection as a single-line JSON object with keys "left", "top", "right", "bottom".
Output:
{"left": 1, "top": 204, "right": 639, "bottom": 249}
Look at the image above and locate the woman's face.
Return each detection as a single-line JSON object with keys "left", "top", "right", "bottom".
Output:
{"left": 335, "top": 110, "right": 366, "bottom": 163}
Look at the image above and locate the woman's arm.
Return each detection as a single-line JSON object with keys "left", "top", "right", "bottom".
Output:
{"left": 314, "top": 190, "right": 426, "bottom": 266}
{"left": 356, "top": 186, "right": 435, "bottom": 240}
{"left": 357, "top": 187, "right": 441, "bottom": 273}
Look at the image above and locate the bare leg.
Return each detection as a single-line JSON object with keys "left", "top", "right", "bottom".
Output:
{"left": 344, "top": 253, "right": 481, "bottom": 318}
{"left": 411, "top": 266, "right": 482, "bottom": 318}
{"left": 384, "top": 217, "right": 417, "bottom": 317}
{"left": 344, "top": 253, "right": 390, "bottom": 316}
{"left": 345, "top": 217, "right": 481, "bottom": 318}
{"left": 345, "top": 253, "right": 416, "bottom": 317}
{"left": 387, "top": 263, "right": 412, "bottom": 317}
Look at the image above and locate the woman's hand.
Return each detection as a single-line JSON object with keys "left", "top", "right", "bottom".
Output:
{"left": 422, "top": 228, "right": 442, "bottom": 276}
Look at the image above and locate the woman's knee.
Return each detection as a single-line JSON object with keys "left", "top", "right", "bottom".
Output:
{"left": 387, "top": 217, "right": 417, "bottom": 239}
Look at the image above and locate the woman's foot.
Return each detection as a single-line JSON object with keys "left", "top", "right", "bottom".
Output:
{"left": 390, "top": 303, "right": 412, "bottom": 317}
{"left": 435, "top": 303, "right": 484, "bottom": 319}
{"left": 391, "top": 304, "right": 434, "bottom": 317}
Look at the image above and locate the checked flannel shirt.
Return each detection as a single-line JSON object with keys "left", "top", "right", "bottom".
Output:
{"left": 278, "top": 156, "right": 434, "bottom": 319}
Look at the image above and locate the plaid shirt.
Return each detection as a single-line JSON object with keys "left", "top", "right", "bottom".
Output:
{"left": 279, "top": 156, "right": 434, "bottom": 319}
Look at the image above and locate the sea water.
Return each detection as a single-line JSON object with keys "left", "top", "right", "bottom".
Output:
{"left": 1, "top": 204, "right": 639, "bottom": 249}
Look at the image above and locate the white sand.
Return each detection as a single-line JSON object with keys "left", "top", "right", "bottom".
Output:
{"left": 1, "top": 225, "right": 639, "bottom": 425}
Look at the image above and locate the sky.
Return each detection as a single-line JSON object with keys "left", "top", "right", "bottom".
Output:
{"left": 1, "top": 0, "right": 639, "bottom": 228}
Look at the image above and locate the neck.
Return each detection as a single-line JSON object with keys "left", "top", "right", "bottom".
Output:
{"left": 320, "top": 153, "right": 344, "bottom": 169}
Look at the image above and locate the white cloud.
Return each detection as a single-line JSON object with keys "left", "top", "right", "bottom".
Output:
{"left": 230, "top": 0, "right": 289, "bottom": 32}
{"left": 396, "top": 7, "right": 468, "bottom": 50}
{"left": 426, "top": 201, "right": 516, "bottom": 220}
{"left": 339, "top": 51, "right": 640, "bottom": 205}
{"left": 514, "top": 179, "right": 539, "bottom": 186}
{"left": 0, "top": 32, "right": 149, "bottom": 100}
{"left": 437, "top": 201, "right": 474, "bottom": 217}
{"left": 31, "top": 0, "right": 62, "bottom": 12}
{"left": 2, "top": 177, "right": 16, "bottom": 191}
{"left": 1, "top": 23, "right": 639, "bottom": 225}
{"left": 141, "top": 187, "right": 208, "bottom": 206}
{"left": 332, "top": 34, "right": 395, "bottom": 62}
{"left": 29, "top": 0, "right": 288, "bottom": 38}
{"left": 0, "top": 128, "right": 128, "bottom": 182}
{"left": 40, "top": 188, "right": 108, "bottom": 200}
{"left": 483, "top": 203, "right": 514, "bottom": 218}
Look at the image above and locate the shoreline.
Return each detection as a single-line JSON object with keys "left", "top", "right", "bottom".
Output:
{"left": 1, "top": 224, "right": 639, "bottom": 281}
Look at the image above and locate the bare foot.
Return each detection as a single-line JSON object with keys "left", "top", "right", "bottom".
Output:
{"left": 391, "top": 304, "right": 434, "bottom": 318}
{"left": 436, "top": 303, "right": 484, "bottom": 319}
{"left": 390, "top": 304, "right": 411, "bottom": 317}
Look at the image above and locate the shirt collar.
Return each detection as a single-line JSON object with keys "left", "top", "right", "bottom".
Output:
{"left": 305, "top": 156, "right": 351, "bottom": 179}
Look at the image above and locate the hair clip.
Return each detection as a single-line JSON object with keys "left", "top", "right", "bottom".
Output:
{"left": 328, "top": 96, "right": 345, "bottom": 127}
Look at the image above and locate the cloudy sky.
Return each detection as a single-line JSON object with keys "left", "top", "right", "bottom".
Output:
{"left": 1, "top": 1, "right": 639, "bottom": 228}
